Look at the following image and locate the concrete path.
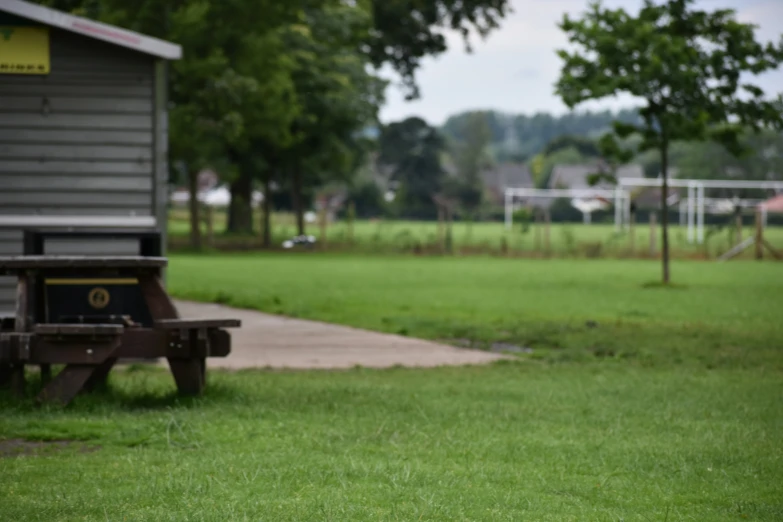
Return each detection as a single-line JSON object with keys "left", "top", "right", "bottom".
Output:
{"left": 173, "top": 300, "right": 507, "bottom": 370}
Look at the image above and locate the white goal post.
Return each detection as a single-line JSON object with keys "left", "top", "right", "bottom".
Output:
{"left": 503, "top": 188, "right": 628, "bottom": 231}
{"left": 504, "top": 178, "right": 783, "bottom": 244}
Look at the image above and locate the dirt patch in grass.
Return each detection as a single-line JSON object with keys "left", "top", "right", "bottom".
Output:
{"left": 0, "top": 438, "right": 100, "bottom": 458}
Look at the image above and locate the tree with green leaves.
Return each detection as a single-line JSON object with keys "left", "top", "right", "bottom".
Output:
{"left": 556, "top": 0, "right": 783, "bottom": 283}
{"left": 36, "top": 0, "right": 304, "bottom": 246}
{"left": 675, "top": 129, "right": 783, "bottom": 185}
{"left": 543, "top": 135, "right": 600, "bottom": 158}
{"left": 377, "top": 117, "right": 446, "bottom": 219}
{"left": 161, "top": 1, "right": 304, "bottom": 238}
{"left": 449, "top": 111, "right": 492, "bottom": 224}
{"left": 279, "top": 1, "right": 386, "bottom": 236}
{"left": 221, "top": 25, "right": 301, "bottom": 236}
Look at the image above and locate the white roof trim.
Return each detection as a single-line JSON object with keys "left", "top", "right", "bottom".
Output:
{"left": 0, "top": 0, "right": 182, "bottom": 60}
{"left": 0, "top": 215, "right": 157, "bottom": 228}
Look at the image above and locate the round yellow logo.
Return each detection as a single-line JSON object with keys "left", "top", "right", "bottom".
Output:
{"left": 88, "top": 287, "right": 110, "bottom": 309}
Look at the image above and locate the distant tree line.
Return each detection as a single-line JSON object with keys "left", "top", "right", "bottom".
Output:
{"left": 372, "top": 109, "right": 782, "bottom": 222}
{"left": 441, "top": 108, "right": 642, "bottom": 162}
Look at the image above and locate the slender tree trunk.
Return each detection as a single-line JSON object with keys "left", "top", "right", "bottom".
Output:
{"left": 754, "top": 209, "right": 763, "bottom": 260}
{"left": 437, "top": 205, "right": 445, "bottom": 249}
{"left": 204, "top": 204, "right": 214, "bottom": 247}
{"left": 649, "top": 211, "right": 657, "bottom": 257}
{"left": 660, "top": 141, "right": 670, "bottom": 284}
{"left": 262, "top": 171, "right": 272, "bottom": 248}
{"left": 227, "top": 171, "right": 253, "bottom": 234}
{"left": 187, "top": 167, "right": 202, "bottom": 250}
{"left": 444, "top": 206, "right": 453, "bottom": 254}
{"left": 290, "top": 164, "right": 305, "bottom": 235}
{"left": 318, "top": 204, "right": 327, "bottom": 249}
{"left": 544, "top": 208, "right": 551, "bottom": 255}
{"left": 347, "top": 201, "right": 355, "bottom": 244}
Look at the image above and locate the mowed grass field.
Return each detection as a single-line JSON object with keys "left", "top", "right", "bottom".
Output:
{"left": 167, "top": 208, "right": 783, "bottom": 259}
{"left": 167, "top": 254, "right": 783, "bottom": 367}
{"left": 2, "top": 255, "right": 782, "bottom": 521}
{"left": 2, "top": 364, "right": 781, "bottom": 521}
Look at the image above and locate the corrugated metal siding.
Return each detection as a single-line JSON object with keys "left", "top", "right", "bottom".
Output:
{"left": 0, "top": 28, "right": 156, "bottom": 313}
{"left": 153, "top": 60, "right": 169, "bottom": 283}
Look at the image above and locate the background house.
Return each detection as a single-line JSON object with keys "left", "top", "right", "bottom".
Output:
{"left": 548, "top": 164, "right": 645, "bottom": 190}
{"left": 482, "top": 162, "right": 532, "bottom": 204}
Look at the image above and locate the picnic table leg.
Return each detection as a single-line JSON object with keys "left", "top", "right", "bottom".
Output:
{"left": 170, "top": 359, "right": 205, "bottom": 395}
{"left": 36, "top": 334, "right": 122, "bottom": 405}
{"left": 83, "top": 358, "right": 117, "bottom": 392}
{"left": 138, "top": 273, "right": 179, "bottom": 320}
{"left": 166, "top": 329, "right": 205, "bottom": 396}
{"left": 12, "top": 272, "right": 29, "bottom": 397}
{"left": 138, "top": 274, "right": 205, "bottom": 396}
{"left": 0, "top": 364, "right": 11, "bottom": 388}
{"left": 0, "top": 365, "right": 25, "bottom": 394}
{"left": 195, "top": 328, "right": 207, "bottom": 387}
{"left": 10, "top": 365, "right": 26, "bottom": 397}
{"left": 40, "top": 364, "right": 52, "bottom": 385}
{"left": 37, "top": 365, "right": 100, "bottom": 405}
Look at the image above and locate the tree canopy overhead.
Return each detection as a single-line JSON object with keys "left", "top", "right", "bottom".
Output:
{"left": 555, "top": 0, "right": 783, "bottom": 283}
{"left": 369, "top": 0, "right": 512, "bottom": 99}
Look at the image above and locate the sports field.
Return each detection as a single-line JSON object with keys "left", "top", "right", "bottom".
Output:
{"left": 2, "top": 255, "right": 781, "bottom": 521}
{"left": 168, "top": 209, "right": 783, "bottom": 259}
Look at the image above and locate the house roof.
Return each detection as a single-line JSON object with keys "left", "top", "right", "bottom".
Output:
{"left": 632, "top": 186, "right": 682, "bottom": 209}
{"left": 760, "top": 194, "right": 783, "bottom": 213}
{"left": 483, "top": 162, "right": 533, "bottom": 190}
{"left": 549, "top": 163, "right": 644, "bottom": 190}
{"left": 1, "top": 0, "right": 182, "bottom": 60}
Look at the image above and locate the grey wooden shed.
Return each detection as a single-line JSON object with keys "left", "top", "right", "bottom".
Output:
{"left": 0, "top": 0, "right": 182, "bottom": 313}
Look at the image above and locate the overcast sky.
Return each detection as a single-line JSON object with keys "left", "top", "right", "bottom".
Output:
{"left": 378, "top": 0, "right": 783, "bottom": 125}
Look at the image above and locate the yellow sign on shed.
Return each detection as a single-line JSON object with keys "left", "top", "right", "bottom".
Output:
{"left": 0, "top": 26, "right": 50, "bottom": 75}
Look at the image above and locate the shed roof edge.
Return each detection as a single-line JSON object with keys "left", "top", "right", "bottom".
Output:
{"left": 0, "top": 0, "right": 182, "bottom": 60}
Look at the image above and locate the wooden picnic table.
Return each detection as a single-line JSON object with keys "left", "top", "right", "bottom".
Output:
{"left": 0, "top": 255, "right": 240, "bottom": 405}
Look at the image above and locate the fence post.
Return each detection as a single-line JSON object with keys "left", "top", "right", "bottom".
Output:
{"left": 319, "top": 207, "right": 328, "bottom": 250}
{"left": 347, "top": 202, "right": 355, "bottom": 244}
{"left": 437, "top": 205, "right": 445, "bottom": 251}
{"left": 755, "top": 209, "right": 763, "bottom": 260}
{"left": 534, "top": 210, "right": 541, "bottom": 253}
{"left": 204, "top": 205, "right": 214, "bottom": 248}
{"left": 445, "top": 206, "right": 453, "bottom": 254}
{"left": 544, "top": 209, "right": 551, "bottom": 256}
{"left": 649, "top": 211, "right": 657, "bottom": 257}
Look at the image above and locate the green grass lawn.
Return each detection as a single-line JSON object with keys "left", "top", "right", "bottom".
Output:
{"left": 2, "top": 363, "right": 781, "bottom": 521}
{"left": 2, "top": 255, "right": 782, "bottom": 521}
{"left": 168, "top": 254, "right": 783, "bottom": 368}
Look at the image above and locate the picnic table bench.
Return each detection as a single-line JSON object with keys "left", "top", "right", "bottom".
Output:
{"left": 0, "top": 255, "right": 240, "bottom": 405}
